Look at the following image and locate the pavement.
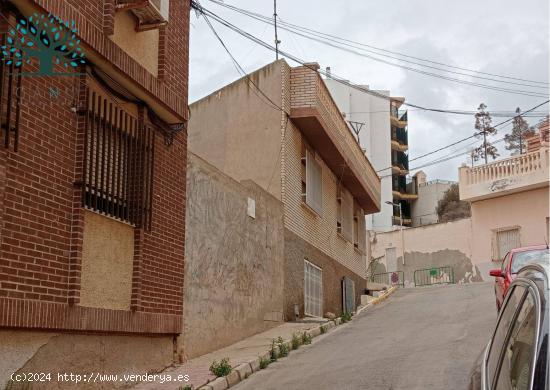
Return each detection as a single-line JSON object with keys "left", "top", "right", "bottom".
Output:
{"left": 232, "top": 282, "right": 497, "bottom": 390}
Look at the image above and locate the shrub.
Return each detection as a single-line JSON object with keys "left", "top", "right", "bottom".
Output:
{"left": 259, "top": 356, "right": 270, "bottom": 369}
{"left": 209, "top": 358, "right": 232, "bottom": 377}
{"left": 291, "top": 332, "right": 301, "bottom": 350}
{"left": 276, "top": 336, "right": 289, "bottom": 357}
{"left": 340, "top": 311, "right": 352, "bottom": 323}
{"left": 320, "top": 325, "right": 327, "bottom": 334}
{"left": 270, "top": 339, "right": 278, "bottom": 362}
{"left": 301, "top": 331, "right": 312, "bottom": 345}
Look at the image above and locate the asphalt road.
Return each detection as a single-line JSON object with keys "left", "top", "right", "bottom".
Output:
{"left": 233, "top": 282, "right": 497, "bottom": 390}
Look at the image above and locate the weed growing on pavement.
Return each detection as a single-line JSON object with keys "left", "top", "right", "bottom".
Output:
{"left": 209, "top": 357, "right": 232, "bottom": 377}
{"left": 179, "top": 386, "right": 193, "bottom": 390}
{"left": 260, "top": 356, "right": 271, "bottom": 369}
{"left": 270, "top": 339, "right": 278, "bottom": 362}
{"left": 276, "top": 336, "right": 289, "bottom": 357}
{"left": 320, "top": 325, "right": 327, "bottom": 334}
{"left": 291, "top": 332, "right": 301, "bottom": 350}
{"left": 301, "top": 331, "right": 312, "bottom": 345}
{"left": 340, "top": 311, "right": 352, "bottom": 323}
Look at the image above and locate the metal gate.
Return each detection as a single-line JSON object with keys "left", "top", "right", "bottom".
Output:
{"left": 370, "top": 271, "right": 405, "bottom": 288}
{"left": 414, "top": 266, "right": 455, "bottom": 287}
{"left": 304, "top": 260, "right": 323, "bottom": 317}
{"left": 342, "top": 277, "right": 355, "bottom": 314}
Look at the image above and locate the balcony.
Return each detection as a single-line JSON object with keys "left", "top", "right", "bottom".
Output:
{"left": 459, "top": 147, "right": 549, "bottom": 202}
{"left": 391, "top": 150, "right": 409, "bottom": 176}
{"left": 391, "top": 126, "right": 408, "bottom": 152}
{"left": 290, "top": 64, "right": 381, "bottom": 213}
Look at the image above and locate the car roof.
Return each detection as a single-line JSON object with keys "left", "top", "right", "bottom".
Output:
{"left": 510, "top": 245, "right": 549, "bottom": 254}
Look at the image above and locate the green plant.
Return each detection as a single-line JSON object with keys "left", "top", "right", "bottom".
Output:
{"left": 209, "top": 357, "right": 232, "bottom": 377}
{"left": 320, "top": 325, "right": 327, "bottom": 334}
{"left": 340, "top": 311, "right": 352, "bottom": 323}
{"left": 259, "top": 356, "right": 270, "bottom": 369}
{"left": 270, "top": 339, "right": 278, "bottom": 362}
{"left": 291, "top": 332, "right": 301, "bottom": 350}
{"left": 276, "top": 336, "right": 289, "bottom": 357}
{"left": 301, "top": 331, "right": 312, "bottom": 345}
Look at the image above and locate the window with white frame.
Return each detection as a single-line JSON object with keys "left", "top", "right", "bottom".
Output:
{"left": 494, "top": 228, "right": 521, "bottom": 261}
{"left": 301, "top": 144, "right": 323, "bottom": 215}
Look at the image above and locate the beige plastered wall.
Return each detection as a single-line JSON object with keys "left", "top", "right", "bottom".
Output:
{"left": 470, "top": 186, "right": 549, "bottom": 274}
{"left": 79, "top": 210, "right": 134, "bottom": 310}
{"left": 109, "top": 10, "right": 159, "bottom": 76}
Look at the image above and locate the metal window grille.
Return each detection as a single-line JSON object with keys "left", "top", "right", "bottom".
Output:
{"left": 305, "top": 149, "right": 323, "bottom": 215}
{"left": 304, "top": 260, "right": 323, "bottom": 317}
{"left": 496, "top": 229, "right": 520, "bottom": 260}
{"left": 0, "top": 45, "right": 22, "bottom": 151}
{"left": 83, "top": 90, "right": 155, "bottom": 230}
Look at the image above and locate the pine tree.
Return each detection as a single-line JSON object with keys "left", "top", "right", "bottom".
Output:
{"left": 504, "top": 107, "right": 535, "bottom": 155}
{"left": 472, "top": 103, "right": 499, "bottom": 164}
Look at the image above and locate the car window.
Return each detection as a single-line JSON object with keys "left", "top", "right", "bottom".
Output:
{"left": 487, "top": 286, "right": 526, "bottom": 384}
{"left": 495, "top": 292, "right": 537, "bottom": 390}
{"left": 511, "top": 249, "right": 550, "bottom": 274}
{"left": 501, "top": 253, "right": 511, "bottom": 272}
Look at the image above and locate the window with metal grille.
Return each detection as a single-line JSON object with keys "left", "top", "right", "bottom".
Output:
{"left": 304, "top": 260, "right": 323, "bottom": 317}
{"left": 0, "top": 45, "right": 22, "bottom": 151}
{"left": 302, "top": 146, "right": 322, "bottom": 215}
{"left": 340, "top": 187, "right": 353, "bottom": 242}
{"left": 353, "top": 202, "right": 366, "bottom": 252}
{"left": 83, "top": 89, "right": 155, "bottom": 230}
{"left": 494, "top": 228, "right": 521, "bottom": 261}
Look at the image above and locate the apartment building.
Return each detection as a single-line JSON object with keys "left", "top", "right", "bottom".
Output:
{"left": 189, "top": 60, "right": 380, "bottom": 320}
{"left": 459, "top": 146, "right": 549, "bottom": 276}
{"left": 410, "top": 171, "right": 455, "bottom": 226}
{"left": 0, "top": 0, "right": 189, "bottom": 385}
{"left": 325, "top": 80, "right": 416, "bottom": 231}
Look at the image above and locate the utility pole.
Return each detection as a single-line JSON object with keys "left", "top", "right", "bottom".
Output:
{"left": 274, "top": 0, "right": 280, "bottom": 60}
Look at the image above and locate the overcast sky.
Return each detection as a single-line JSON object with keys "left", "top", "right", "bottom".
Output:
{"left": 188, "top": 0, "right": 549, "bottom": 181}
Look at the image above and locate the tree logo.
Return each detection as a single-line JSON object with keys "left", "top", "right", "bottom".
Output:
{"left": 1, "top": 12, "right": 86, "bottom": 76}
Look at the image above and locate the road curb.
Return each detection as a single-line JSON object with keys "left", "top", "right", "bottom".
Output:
{"left": 196, "top": 288, "right": 398, "bottom": 389}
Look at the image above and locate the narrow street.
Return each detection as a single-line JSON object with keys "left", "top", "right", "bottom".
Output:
{"left": 234, "top": 282, "right": 497, "bottom": 390}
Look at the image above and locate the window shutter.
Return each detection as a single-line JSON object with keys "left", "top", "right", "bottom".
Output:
{"left": 341, "top": 188, "right": 353, "bottom": 241}
{"left": 306, "top": 150, "right": 323, "bottom": 215}
{"left": 358, "top": 207, "right": 366, "bottom": 252}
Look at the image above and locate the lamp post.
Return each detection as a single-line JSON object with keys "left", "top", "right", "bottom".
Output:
{"left": 386, "top": 200, "right": 402, "bottom": 227}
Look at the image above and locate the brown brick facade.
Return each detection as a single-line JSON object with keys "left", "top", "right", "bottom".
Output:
{"left": 0, "top": 0, "right": 188, "bottom": 334}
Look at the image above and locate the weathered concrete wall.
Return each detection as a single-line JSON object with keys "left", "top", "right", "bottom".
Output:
{"left": 370, "top": 218, "right": 484, "bottom": 286}
{"left": 0, "top": 330, "right": 173, "bottom": 389}
{"left": 284, "top": 229, "right": 365, "bottom": 320}
{"left": 179, "top": 154, "right": 285, "bottom": 360}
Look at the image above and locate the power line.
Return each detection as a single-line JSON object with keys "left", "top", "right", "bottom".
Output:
{"left": 192, "top": 3, "right": 550, "bottom": 113}
{"left": 207, "top": 0, "right": 549, "bottom": 90}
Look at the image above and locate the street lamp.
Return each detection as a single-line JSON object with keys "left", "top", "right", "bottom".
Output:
{"left": 385, "top": 200, "right": 402, "bottom": 227}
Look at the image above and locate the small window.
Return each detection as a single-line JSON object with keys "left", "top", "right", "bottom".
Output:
{"left": 495, "top": 292, "right": 537, "bottom": 390}
{"left": 487, "top": 286, "right": 526, "bottom": 384}
{"left": 303, "top": 147, "right": 322, "bottom": 215}
{"left": 494, "top": 228, "right": 521, "bottom": 261}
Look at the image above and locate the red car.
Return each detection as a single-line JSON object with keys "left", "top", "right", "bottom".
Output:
{"left": 489, "top": 245, "right": 549, "bottom": 310}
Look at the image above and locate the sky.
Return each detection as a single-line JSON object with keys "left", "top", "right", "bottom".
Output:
{"left": 188, "top": 0, "right": 550, "bottom": 181}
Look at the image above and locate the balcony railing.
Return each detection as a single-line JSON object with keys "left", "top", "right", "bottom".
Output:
{"left": 392, "top": 126, "right": 408, "bottom": 146}
{"left": 392, "top": 150, "right": 409, "bottom": 171}
{"left": 459, "top": 147, "right": 549, "bottom": 201}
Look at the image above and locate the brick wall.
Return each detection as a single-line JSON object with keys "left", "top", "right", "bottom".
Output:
{"left": 0, "top": 0, "right": 188, "bottom": 334}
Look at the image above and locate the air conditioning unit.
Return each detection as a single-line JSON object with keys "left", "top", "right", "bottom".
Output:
{"left": 117, "top": 0, "right": 170, "bottom": 31}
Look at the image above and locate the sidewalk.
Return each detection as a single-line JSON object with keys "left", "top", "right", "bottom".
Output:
{"left": 132, "top": 321, "right": 327, "bottom": 390}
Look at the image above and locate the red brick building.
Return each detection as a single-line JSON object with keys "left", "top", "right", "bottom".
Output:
{"left": 0, "top": 0, "right": 189, "bottom": 385}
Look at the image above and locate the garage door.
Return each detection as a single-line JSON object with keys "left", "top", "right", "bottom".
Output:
{"left": 304, "top": 260, "right": 323, "bottom": 317}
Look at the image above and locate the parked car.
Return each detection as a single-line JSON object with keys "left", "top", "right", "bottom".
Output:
{"left": 469, "top": 263, "right": 548, "bottom": 390}
{"left": 490, "top": 245, "right": 549, "bottom": 310}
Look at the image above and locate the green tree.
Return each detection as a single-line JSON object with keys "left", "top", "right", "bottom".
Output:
{"left": 436, "top": 184, "right": 471, "bottom": 223}
{"left": 472, "top": 103, "right": 499, "bottom": 164}
{"left": 504, "top": 107, "right": 535, "bottom": 155}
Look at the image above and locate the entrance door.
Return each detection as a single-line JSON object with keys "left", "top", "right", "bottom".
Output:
{"left": 386, "top": 247, "right": 397, "bottom": 273}
{"left": 304, "top": 260, "right": 323, "bottom": 317}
